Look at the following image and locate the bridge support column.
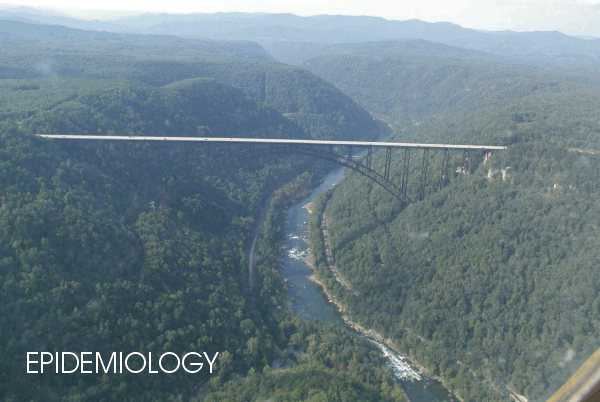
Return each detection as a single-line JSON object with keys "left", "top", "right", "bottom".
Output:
{"left": 384, "top": 147, "right": 392, "bottom": 181}
{"left": 461, "top": 150, "right": 468, "bottom": 174}
{"left": 418, "top": 149, "right": 429, "bottom": 201}
{"left": 439, "top": 148, "right": 450, "bottom": 190}
{"left": 347, "top": 145, "right": 353, "bottom": 162}
{"left": 401, "top": 148, "right": 410, "bottom": 194}
{"left": 367, "top": 147, "right": 372, "bottom": 169}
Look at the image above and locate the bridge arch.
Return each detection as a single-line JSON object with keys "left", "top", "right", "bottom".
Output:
{"left": 158, "top": 144, "right": 412, "bottom": 205}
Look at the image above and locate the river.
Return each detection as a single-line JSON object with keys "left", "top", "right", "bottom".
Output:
{"left": 279, "top": 166, "right": 460, "bottom": 402}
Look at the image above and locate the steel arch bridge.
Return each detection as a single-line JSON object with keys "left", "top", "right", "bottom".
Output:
{"left": 36, "top": 135, "right": 506, "bottom": 205}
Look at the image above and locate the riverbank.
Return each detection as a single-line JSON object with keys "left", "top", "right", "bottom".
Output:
{"left": 320, "top": 213, "right": 359, "bottom": 296}
{"left": 275, "top": 166, "right": 461, "bottom": 401}
{"left": 304, "top": 256, "right": 457, "bottom": 385}
{"left": 305, "top": 206, "right": 466, "bottom": 402}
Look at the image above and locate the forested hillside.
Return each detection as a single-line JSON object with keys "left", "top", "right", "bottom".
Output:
{"left": 0, "top": 20, "right": 274, "bottom": 62}
{"left": 306, "top": 49, "right": 600, "bottom": 401}
{"left": 0, "top": 81, "right": 400, "bottom": 401}
{"left": 259, "top": 39, "right": 500, "bottom": 66}
{"left": 0, "top": 21, "right": 380, "bottom": 142}
{"left": 3, "top": 13, "right": 600, "bottom": 402}
{"left": 0, "top": 22, "right": 403, "bottom": 401}
{"left": 0, "top": 77, "right": 288, "bottom": 400}
{"left": 304, "top": 47, "right": 600, "bottom": 134}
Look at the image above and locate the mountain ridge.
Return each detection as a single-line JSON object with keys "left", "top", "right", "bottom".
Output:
{"left": 2, "top": 11, "right": 600, "bottom": 63}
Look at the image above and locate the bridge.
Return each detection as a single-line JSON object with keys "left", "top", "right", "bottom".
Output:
{"left": 36, "top": 134, "right": 506, "bottom": 205}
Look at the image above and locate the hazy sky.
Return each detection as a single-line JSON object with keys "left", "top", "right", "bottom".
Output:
{"left": 2, "top": 0, "right": 600, "bottom": 35}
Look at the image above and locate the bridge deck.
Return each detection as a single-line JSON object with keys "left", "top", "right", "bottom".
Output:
{"left": 36, "top": 135, "right": 506, "bottom": 151}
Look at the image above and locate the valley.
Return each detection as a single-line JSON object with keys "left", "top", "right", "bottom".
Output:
{"left": 1, "top": 11, "right": 600, "bottom": 402}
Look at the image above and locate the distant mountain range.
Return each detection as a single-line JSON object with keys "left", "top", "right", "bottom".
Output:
{"left": 1, "top": 9, "right": 599, "bottom": 65}
{"left": 0, "top": 20, "right": 275, "bottom": 64}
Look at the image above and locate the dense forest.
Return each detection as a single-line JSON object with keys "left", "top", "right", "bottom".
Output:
{"left": 2, "top": 13, "right": 600, "bottom": 402}
{"left": 0, "top": 23, "right": 402, "bottom": 402}
{"left": 304, "top": 44, "right": 600, "bottom": 137}
{"left": 305, "top": 47, "right": 600, "bottom": 401}
{"left": 0, "top": 21, "right": 380, "bottom": 142}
